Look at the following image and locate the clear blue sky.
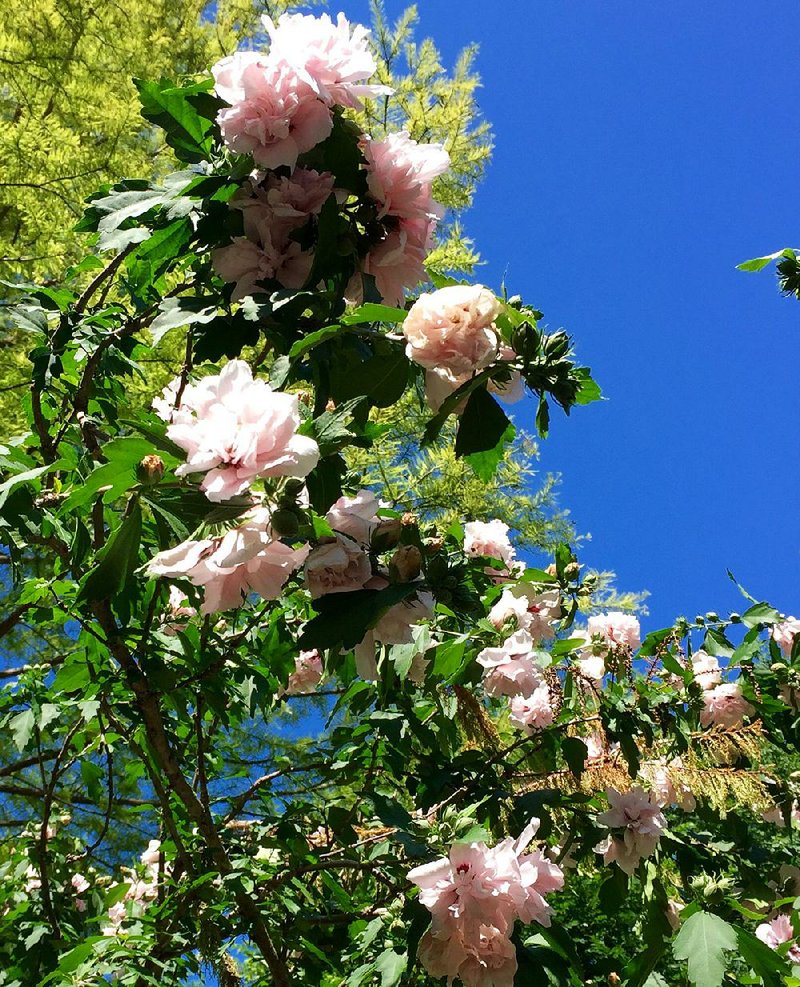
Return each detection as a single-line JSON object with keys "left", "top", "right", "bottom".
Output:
{"left": 344, "top": 0, "right": 800, "bottom": 629}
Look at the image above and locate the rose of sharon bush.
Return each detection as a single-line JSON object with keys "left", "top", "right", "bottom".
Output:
{"left": 463, "top": 519, "right": 515, "bottom": 566}
{"left": 155, "top": 360, "right": 319, "bottom": 502}
{"left": 403, "top": 284, "right": 501, "bottom": 377}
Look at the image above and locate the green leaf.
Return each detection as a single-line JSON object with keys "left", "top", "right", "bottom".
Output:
{"left": 0, "top": 464, "right": 57, "bottom": 511}
{"left": 341, "top": 303, "right": 407, "bottom": 325}
{"left": 464, "top": 419, "right": 516, "bottom": 481}
{"left": 561, "top": 737, "right": 587, "bottom": 778}
{"left": 454, "top": 387, "right": 512, "bottom": 461}
{"left": 305, "top": 454, "right": 346, "bottom": 513}
{"left": 374, "top": 948, "right": 407, "bottom": 987}
{"left": 299, "top": 584, "right": 417, "bottom": 652}
{"left": 736, "top": 248, "right": 796, "bottom": 272}
{"left": 10, "top": 709, "right": 35, "bottom": 752}
{"left": 149, "top": 296, "right": 217, "bottom": 345}
{"left": 77, "top": 500, "right": 143, "bottom": 604}
{"left": 702, "top": 628, "right": 735, "bottom": 658}
{"left": 135, "top": 77, "right": 217, "bottom": 163}
{"left": 62, "top": 437, "right": 178, "bottom": 512}
{"left": 302, "top": 397, "right": 367, "bottom": 457}
{"left": 740, "top": 602, "right": 781, "bottom": 628}
{"left": 672, "top": 911, "right": 737, "bottom": 987}
{"left": 573, "top": 367, "right": 603, "bottom": 405}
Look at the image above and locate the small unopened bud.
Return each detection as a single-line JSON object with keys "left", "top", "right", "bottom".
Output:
{"left": 425, "top": 537, "right": 444, "bottom": 553}
{"left": 609, "top": 975, "right": 621, "bottom": 986}
{"left": 325, "top": 399, "right": 336, "bottom": 412}
{"left": 390, "top": 544, "right": 422, "bottom": 582}
{"left": 136, "top": 455, "right": 164, "bottom": 486}
{"left": 706, "top": 611, "right": 719, "bottom": 622}
{"left": 729, "top": 612, "right": 741, "bottom": 623}
{"left": 401, "top": 512, "right": 418, "bottom": 528}
{"left": 270, "top": 509, "right": 300, "bottom": 538}
{"left": 771, "top": 662, "right": 788, "bottom": 673}
{"left": 564, "top": 562, "right": 580, "bottom": 580}
{"left": 695, "top": 615, "right": 705, "bottom": 625}
{"left": 296, "top": 390, "right": 312, "bottom": 407}
{"left": 281, "top": 478, "right": 306, "bottom": 499}
{"left": 371, "top": 517, "right": 402, "bottom": 551}
{"left": 545, "top": 563, "right": 557, "bottom": 577}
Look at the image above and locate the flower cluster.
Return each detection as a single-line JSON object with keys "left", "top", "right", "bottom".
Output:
{"left": 773, "top": 617, "right": 800, "bottom": 657}
{"left": 154, "top": 360, "right": 319, "bottom": 503}
{"left": 210, "top": 12, "right": 449, "bottom": 307}
{"left": 103, "top": 840, "right": 165, "bottom": 936}
{"left": 596, "top": 787, "right": 667, "bottom": 875}
{"left": 408, "top": 819, "right": 564, "bottom": 987}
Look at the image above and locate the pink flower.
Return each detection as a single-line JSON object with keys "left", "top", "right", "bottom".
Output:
{"left": 140, "top": 840, "right": 161, "bottom": 869}
{"left": 285, "top": 649, "right": 324, "bottom": 695}
{"left": 691, "top": 650, "right": 722, "bottom": 690}
{"left": 157, "top": 361, "right": 319, "bottom": 502}
{"left": 403, "top": 285, "right": 500, "bottom": 377}
{"left": 363, "top": 131, "right": 449, "bottom": 221}
{"left": 418, "top": 925, "right": 518, "bottom": 987}
{"left": 163, "top": 585, "right": 196, "bottom": 635}
{"left": 103, "top": 901, "right": 127, "bottom": 936}
{"left": 212, "top": 54, "right": 332, "bottom": 169}
{"left": 576, "top": 654, "right": 606, "bottom": 682}
{"left": 326, "top": 489, "right": 382, "bottom": 545}
{"left": 264, "top": 12, "right": 392, "bottom": 109}
{"left": 408, "top": 819, "right": 561, "bottom": 938}
{"left": 360, "top": 219, "right": 431, "bottom": 306}
{"left": 509, "top": 684, "right": 555, "bottom": 735}
{"left": 489, "top": 585, "right": 561, "bottom": 641}
{"left": 71, "top": 873, "right": 90, "bottom": 894}
{"left": 597, "top": 787, "right": 666, "bottom": 875}
{"left": 700, "top": 682, "right": 754, "bottom": 729}
{"left": 146, "top": 509, "right": 309, "bottom": 614}
{"left": 773, "top": 617, "right": 800, "bottom": 657}
{"left": 584, "top": 612, "right": 641, "bottom": 651}
{"left": 464, "top": 519, "right": 515, "bottom": 566}
{"left": 354, "top": 591, "right": 435, "bottom": 681}
{"left": 477, "top": 630, "right": 544, "bottom": 699}
{"left": 304, "top": 534, "right": 372, "bottom": 598}
{"left": 648, "top": 758, "right": 696, "bottom": 812}
{"left": 212, "top": 233, "right": 313, "bottom": 300}
{"left": 756, "top": 914, "right": 800, "bottom": 963}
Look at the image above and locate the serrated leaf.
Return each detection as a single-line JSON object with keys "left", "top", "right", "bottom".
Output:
{"left": 672, "top": 911, "right": 737, "bottom": 987}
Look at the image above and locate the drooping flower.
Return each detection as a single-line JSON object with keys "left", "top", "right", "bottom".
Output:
{"left": 103, "top": 901, "right": 127, "bottom": 937}
{"left": 212, "top": 232, "right": 313, "bottom": 301}
{"left": 648, "top": 758, "right": 696, "bottom": 812}
{"left": 304, "top": 534, "right": 372, "bottom": 598}
{"left": 403, "top": 285, "right": 501, "bottom": 377}
{"left": 477, "top": 629, "right": 545, "bottom": 699}
{"left": 354, "top": 591, "right": 435, "bottom": 680}
{"left": 756, "top": 914, "right": 800, "bottom": 963}
{"left": 464, "top": 519, "right": 516, "bottom": 566}
{"left": 212, "top": 54, "right": 333, "bottom": 169}
{"left": 163, "top": 585, "right": 197, "bottom": 636}
{"left": 596, "top": 787, "right": 667, "bottom": 875}
{"left": 155, "top": 361, "right": 319, "bottom": 502}
{"left": 700, "top": 682, "right": 754, "bottom": 729}
{"left": 71, "top": 873, "right": 90, "bottom": 894}
{"left": 284, "top": 649, "right": 324, "bottom": 695}
{"left": 488, "top": 585, "right": 561, "bottom": 641}
{"left": 509, "top": 684, "right": 555, "bottom": 735}
{"left": 772, "top": 617, "right": 800, "bottom": 658}
{"left": 146, "top": 509, "right": 309, "bottom": 614}
{"left": 263, "top": 12, "right": 392, "bottom": 109}
{"left": 326, "top": 489, "right": 382, "bottom": 545}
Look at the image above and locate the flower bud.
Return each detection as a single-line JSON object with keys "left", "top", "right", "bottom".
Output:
{"left": 564, "top": 562, "right": 580, "bottom": 580}
{"left": 270, "top": 509, "right": 300, "bottom": 538}
{"left": 705, "top": 612, "right": 719, "bottom": 623}
{"left": 389, "top": 544, "right": 422, "bottom": 582}
{"left": 401, "top": 512, "right": 418, "bottom": 528}
{"left": 371, "top": 518, "right": 402, "bottom": 552}
{"left": 771, "top": 662, "right": 788, "bottom": 673}
{"left": 729, "top": 612, "right": 741, "bottom": 623}
{"left": 694, "top": 615, "right": 705, "bottom": 625}
{"left": 136, "top": 455, "right": 164, "bottom": 486}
